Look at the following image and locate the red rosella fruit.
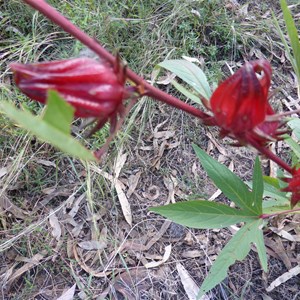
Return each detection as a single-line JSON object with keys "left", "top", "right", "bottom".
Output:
{"left": 282, "top": 168, "right": 300, "bottom": 208}
{"left": 10, "top": 57, "right": 127, "bottom": 119}
{"left": 210, "top": 60, "right": 272, "bottom": 140}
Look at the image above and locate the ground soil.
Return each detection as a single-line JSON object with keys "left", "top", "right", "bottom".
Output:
{"left": 1, "top": 1, "right": 300, "bottom": 300}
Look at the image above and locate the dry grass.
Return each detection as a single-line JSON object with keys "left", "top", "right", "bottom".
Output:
{"left": 1, "top": 1, "right": 299, "bottom": 299}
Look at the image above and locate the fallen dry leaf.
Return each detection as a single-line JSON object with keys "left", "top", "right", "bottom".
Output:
{"left": 91, "top": 166, "right": 132, "bottom": 226}
{"left": 156, "top": 72, "right": 176, "bottom": 85}
{"left": 77, "top": 240, "right": 107, "bottom": 251}
{"left": 0, "top": 167, "right": 8, "bottom": 178}
{"left": 72, "top": 243, "right": 112, "bottom": 278}
{"left": 264, "top": 237, "right": 292, "bottom": 270}
{"left": 57, "top": 283, "right": 76, "bottom": 300}
{"left": 163, "top": 176, "right": 176, "bottom": 204}
{"left": 0, "top": 192, "right": 28, "bottom": 219}
{"left": 107, "top": 268, "right": 149, "bottom": 300}
{"left": 206, "top": 132, "right": 228, "bottom": 156}
{"left": 113, "top": 148, "right": 127, "bottom": 178}
{"left": 115, "top": 180, "right": 132, "bottom": 226}
{"left": 269, "top": 227, "right": 300, "bottom": 242}
{"left": 145, "top": 220, "right": 171, "bottom": 250}
{"left": 181, "top": 250, "right": 203, "bottom": 259}
{"left": 144, "top": 244, "right": 172, "bottom": 268}
{"left": 262, "top": 295, "right": 274, "bottom": 300}
{"left": 153, "top": 130, "right": 175, "bottom": 140}
{"left": 126, "top": 170, "right": 142, "bottom": 198}
{"left": 6, "top": 250, "right": 48, "bottom": 288}
{"left": 35, "top": 159, "right": 57, "bottom": 168}
{"left": 49, "top": 209, "right": 62, "bottom": 241}
{"left": 266, "top": 265, "right": 300, "bottom": 292}
{"left": 68, "top": 193, "right": 85, "bottom": 218}
{"left": 176, "top": 263, "right": 210, "bottom": 300}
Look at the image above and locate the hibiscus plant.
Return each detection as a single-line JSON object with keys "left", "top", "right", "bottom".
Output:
{"left": 1, "top": 0, "right": 300, "bottom": 298}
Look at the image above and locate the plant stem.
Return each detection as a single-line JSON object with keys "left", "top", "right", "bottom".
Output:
{"left": 249, "top": 138, "right": 293, "bottom": 174}
{"left": 260, "top": 207, "right": 300, "bottom": 219}
{"left": 22, "top": 0, "right": 210, "bottom": 120}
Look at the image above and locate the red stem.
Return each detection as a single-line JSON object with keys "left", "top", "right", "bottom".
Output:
{"left": 260, "top": 207, "right": 300, "bottom": 219}
{"left": 248, "top": 138, "right": 293, "bottom": 174}
{"left": 22, "top": 0, "right": 209, "bottom": 120}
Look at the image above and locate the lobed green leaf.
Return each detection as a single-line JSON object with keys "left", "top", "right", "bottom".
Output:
{"left": 193, "top": 144, "right": 258, "bottom": 215}
{"left": 197, "top": 219, "right": 267, "bottom": 298}
{"left": 250, "top": 157, "right": 263, "bottom": 214}
{"left": 150, "top": 200, "right": 258, "bottom": 229}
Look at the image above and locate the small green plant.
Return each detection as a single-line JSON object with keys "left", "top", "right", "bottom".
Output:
{"left": 151, "top": 151, "right": 268, "bottom": 297}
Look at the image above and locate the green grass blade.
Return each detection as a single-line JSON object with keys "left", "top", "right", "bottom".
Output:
{"left": 159, "top": 60, "right": 211, "bottom": 100}
{"left": 197, "top": 219, "right": 266, "bottom": 298}
{"left": 250, "top": 157, "right": 263, "bottom": 214}
{"left": 150, "top": 200, "right": 257, "bottom": 229}
{"left": 0, "top": 100, "right": 95, "bottom": 161}
{"left": 193, "top": 144, "right": 257, "bottom": 215}
{"left": 273, "top": 13, "right": 298, "bottom": 77}
{"left": 280, "top": 0, "right": 300, "bottom": 79}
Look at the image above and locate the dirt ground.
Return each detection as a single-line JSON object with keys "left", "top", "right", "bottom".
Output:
{"left": 1, "top": 1, "right": 300, "bottom": 300}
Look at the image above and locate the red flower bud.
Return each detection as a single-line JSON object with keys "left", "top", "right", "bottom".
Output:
{"left": 210, "top": 60, "right": 272, "bottom": 141}
{"left": 10, "top": 57, "right": 127, "bottom": 118}
{"left": 282, "top": 168, "right": 300, "bottom": 208}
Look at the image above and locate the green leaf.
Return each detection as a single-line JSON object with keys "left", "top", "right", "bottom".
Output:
{"left": 150, "top": 200, "right": 257, "bottom": 229}
{"left": 158, "top": 59, "right": 211, "bottom": 100}
{"left": 288, "top": 118, "right": 300, "bottom": 140}
{"left": 261, "top": 180, "right": 290, "bottom": 214}
{"left": 263, "top": 203, "right": 291, "bottom": 214}
{"left": 263, "top": 176, "right": 281, "bottom": 189}
{"left": 246, "top": 177, "right": 289, "bottom": 211}
{"left": 252, "top": 220, "right": 268, "bottom": 272}
{"left": 262, "top": 181, "right": 288, "bottom": 203}
{"left": 273, "top": 14, "right": 298, "bottom": 80}
{"left": 280, "top": 0, "right": 300, "bottom": 80}
{"left": 250, "top": 157, "right": 263, "bottom": 214}
{"left": 197, "top": 219, "right": 267, "bottom": 298}
{"left": 193, "top": 144, "right": 257, "bottom": 215}
{"left": 43, "top": 90, "right": 75, "bottom": 135}
{"left": 0, "top": 99, "right": 96, "bottom": 161}
{"left": 171, "top": 80, "right": 202, "bottom": 105}
{"left": 285, "top": 137, "right": 300, "bottom": 160}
